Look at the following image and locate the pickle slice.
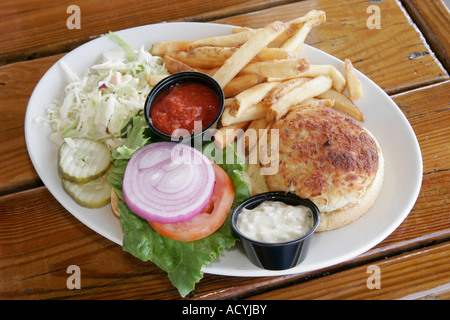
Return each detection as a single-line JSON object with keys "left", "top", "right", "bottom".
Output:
{"left": 62, "top": 169, "right": 112, "bottom": 208}
{"left": 58, "top": 137, "right": 111, "bottom": 183}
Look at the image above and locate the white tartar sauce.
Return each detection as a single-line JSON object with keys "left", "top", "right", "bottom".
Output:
{"left": 237, "top": 201, "right": 313, "bottom": 243}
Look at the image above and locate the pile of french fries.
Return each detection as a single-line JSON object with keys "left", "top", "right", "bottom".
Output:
{"left": 147, "top": 10, "right": 365, "bottom": 150}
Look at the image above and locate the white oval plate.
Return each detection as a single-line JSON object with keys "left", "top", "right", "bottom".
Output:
{"left": 25, "top": 22, "right": 423, "bottom": 277}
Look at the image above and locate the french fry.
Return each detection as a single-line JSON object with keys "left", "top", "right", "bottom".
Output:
{"left": 187, "top": 30, "right": 256, "bottom": 49}
{"left": 257, "top": 126, "right": 280, "bottom": 176}
{"left": 344, "top": 59, "right": 363, "bottom": 101}
{"left": 240, "top": 58, "right": 310, "bottom": 79}
{"left": 290, "top": 98, "right": 335, "bottom": 111}
{"left": 152, "top": 10, "right": 325, "bottom": 56}
{"left": 286, "top": 10, "right": 326, "bottom": 28}
{"left": 213, "top": 121, "right": 250, "bottom": 150}
{"left": 244, "top": 118, "right": 269, "bottom": 152}
{"left": 246, "top": 148, "right": 270, "bottom": 195}
{"left": 163, "top": 55, "right": 197, "bottom": 74}
{"left": 221, "top": 102, "right": 268, "bottom": 126}
{"left": 317, "top": 89, "right": 365, "bottom": 121}
{"left": 280, "top": 10, "right": 326, "bottom": 56}
{"left": 253, "top": 47, "right": 295, "bottom": 61}
{"left": 266, "top": 75, "right": 332, "bottom": 122}
{"left": 224, "top": 98, "right": 234, "bottom": 108}
{"left": 193, "top": 67, "right": 218, "bottom": 77}
{"left": 222, "top": 74, "right": 266, "bottom": 98}
{"left": 166, "top": 47, "right": 237, "bottom": 69}
{"left": 229, "top": 81, "right": 280, "bottom": 117}
{"left": 232, "top": 27, "right": 252, "bottom": 34}
{"left": 166, "top": 47, "right": 293, "bottom": 69}
{"left": 213, "top": 21, "right": 288, "bottom": 88}
{"left": 151, "top": 29, "right": 257, "bottom": 56}
{"left": 156, "top": 59, "right": 265, "bottom": 98}
{"left": 280, "top": 22, "right": 313, "bottom": 56}
{"left": 266, "top": 64, "right": 346, "bottom": 92}
{"left": 240, "top": 10, "right": 326, "bottom": 48}
{"left": 145, "top": 74, "right": 168, "bottom": 87}
{"left": 262, "top": 77, "right": 310, "bottom": 105}
{"left": 328, "top": 65, "right": 347, "bottom": 92}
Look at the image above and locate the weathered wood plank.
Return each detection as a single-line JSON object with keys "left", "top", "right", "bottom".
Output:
{"left": 402, "top": 0, "right": 450, "bottom": 71}
{"left": 0, "top": 153, "right": 447, "bottom": 299}
{"left": 246, "top": 242, "right": 450, "bottom": 300}
{"left": 1, "top": 1, "right": 448, "bottom": 195}
{"left": 0, "top": 54, "right": 63, "bottom": 195}
{"left": 214, "top": 0, "right": 449, "bottom": 94}
{"left": 0, "top": 0, "right": 297, "bottom": 65}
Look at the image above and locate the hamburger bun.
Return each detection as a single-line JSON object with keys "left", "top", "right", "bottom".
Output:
{"left": 111, "top": 188, "right": 122, "bottom": 217}
{"left": 248, "top": 105, "right": 384, "bottom": 231}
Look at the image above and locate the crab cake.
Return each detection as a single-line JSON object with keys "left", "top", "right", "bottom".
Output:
{"left": 256, "top": 105, "right": 384, "bottom": 231}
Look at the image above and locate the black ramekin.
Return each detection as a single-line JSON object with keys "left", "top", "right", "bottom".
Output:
{"left": 231, "top": 192, "right": 321, "bottom": 270}
{"left": 144, "top": 71, "right": 224, "bottom": 144}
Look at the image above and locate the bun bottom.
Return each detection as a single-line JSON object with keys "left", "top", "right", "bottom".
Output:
{"left": 246, "top": 129, "right": 385, "bottom": 232}
{"left": 316, "top": 145, "right": 384, "bottom": 232}
{"left": 112, "top": 132, "right": 384, "bottom": 232}
{"left": 111, "top": 188, "right": 121, "bottom": 217}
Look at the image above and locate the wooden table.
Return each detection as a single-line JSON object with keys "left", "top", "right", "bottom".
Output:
{"left": 1, "top": 0, "right": 449, "bottom": 301}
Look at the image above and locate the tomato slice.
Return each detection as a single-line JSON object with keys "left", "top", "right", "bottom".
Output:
{"left": 148, "top": 162, "right": 235, "bottom": 242}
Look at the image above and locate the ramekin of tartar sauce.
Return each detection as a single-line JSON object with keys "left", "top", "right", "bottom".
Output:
{"left": 231, "top": 192, "right": 320, "bottom": 270}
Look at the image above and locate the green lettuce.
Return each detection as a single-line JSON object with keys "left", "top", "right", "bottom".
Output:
{"left": 108, "top": 115, "right": 153, "bottom": 202}
{"left": 108, "top": 115, "right": 250, "bottom": 297}
{"left": 108, "top": 31, "right": 136, "bottom": 62}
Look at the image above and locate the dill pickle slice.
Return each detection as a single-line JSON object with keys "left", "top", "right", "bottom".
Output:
{"left": 62, "top": 168, "right": 112, "bottom": 208}
{"left": 58, "top": 137, "right": 111, "bottom": 183}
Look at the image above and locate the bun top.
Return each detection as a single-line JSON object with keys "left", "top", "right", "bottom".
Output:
{"left": 263, "top": 105, "right": 380, "bottom": 213}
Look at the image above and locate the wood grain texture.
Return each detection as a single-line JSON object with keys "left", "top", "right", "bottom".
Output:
{"left": 245, "top": 242, "right": 450, "bottom": 300}
{"left": 1, "top": 0, "right": 449, "bottom": 301}
{"left": 214, "top": 0, "right": 449, "bottom": 94}
{"left": 391, "top": 81, "right": 450, "bottom": 175}
{"left": 1, "top": 81, "right": 448, "bottom": 300}
{"left": 402, "top": 0, "right": 450, "bottom": 71}
{"left": 193, "top": 170, "right": 450, "bottom": 299}
{"left": 0, "top": 0, "right": 448, "bottom": 195}
{"left": 0, "top": 0, "right": 297, "bottom": 65}
{"left": 0, "top": 54, "right": 63, "bottom": 195}
{"left": 0, "top": 187, "right": 179, "bottom": 299}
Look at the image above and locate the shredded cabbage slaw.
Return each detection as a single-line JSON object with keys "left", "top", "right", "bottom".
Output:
{"left": 37, "top": 32, "right": 168, "bottom": 152}
{"left": 34, "top": 32, "right": 251, "bottom": 297}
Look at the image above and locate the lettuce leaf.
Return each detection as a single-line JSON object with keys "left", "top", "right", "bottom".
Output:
{"left": 108, "top": 115, "right": 250, "bottom": 297}
{"left": 108, "top": 115, "right": 151, "bottom": 202}
{"left": 202, "top": 141, "right": 250, "bottom": 208}
{"left": 108, "top": 31, "right": 136, "bottom": 62}
{"left": 110, "top": 115, "right": 152, "bottom": 164}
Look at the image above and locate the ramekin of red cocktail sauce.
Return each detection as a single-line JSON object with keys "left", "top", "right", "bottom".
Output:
{"left": 144, "top": 72, "right": 224, "bottom": 142}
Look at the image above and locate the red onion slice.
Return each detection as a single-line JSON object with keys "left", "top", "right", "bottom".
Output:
{"left": 122, "top": 142, "right": 215, "bottom": 223}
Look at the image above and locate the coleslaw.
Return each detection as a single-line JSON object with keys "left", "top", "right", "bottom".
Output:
{"left": 34, "top": 31, "right": 250, "bottom": 297}
{"left": 37, "top": 32, "right": 168, "bottom": 152}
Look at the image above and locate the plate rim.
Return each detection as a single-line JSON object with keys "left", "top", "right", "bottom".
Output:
{"left": 24, "top": 21, "right": 423, "bottom": 277}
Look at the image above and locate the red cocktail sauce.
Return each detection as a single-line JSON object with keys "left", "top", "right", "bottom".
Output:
{"left": 149, "top": 82, "right": 220, "bottom": 136}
